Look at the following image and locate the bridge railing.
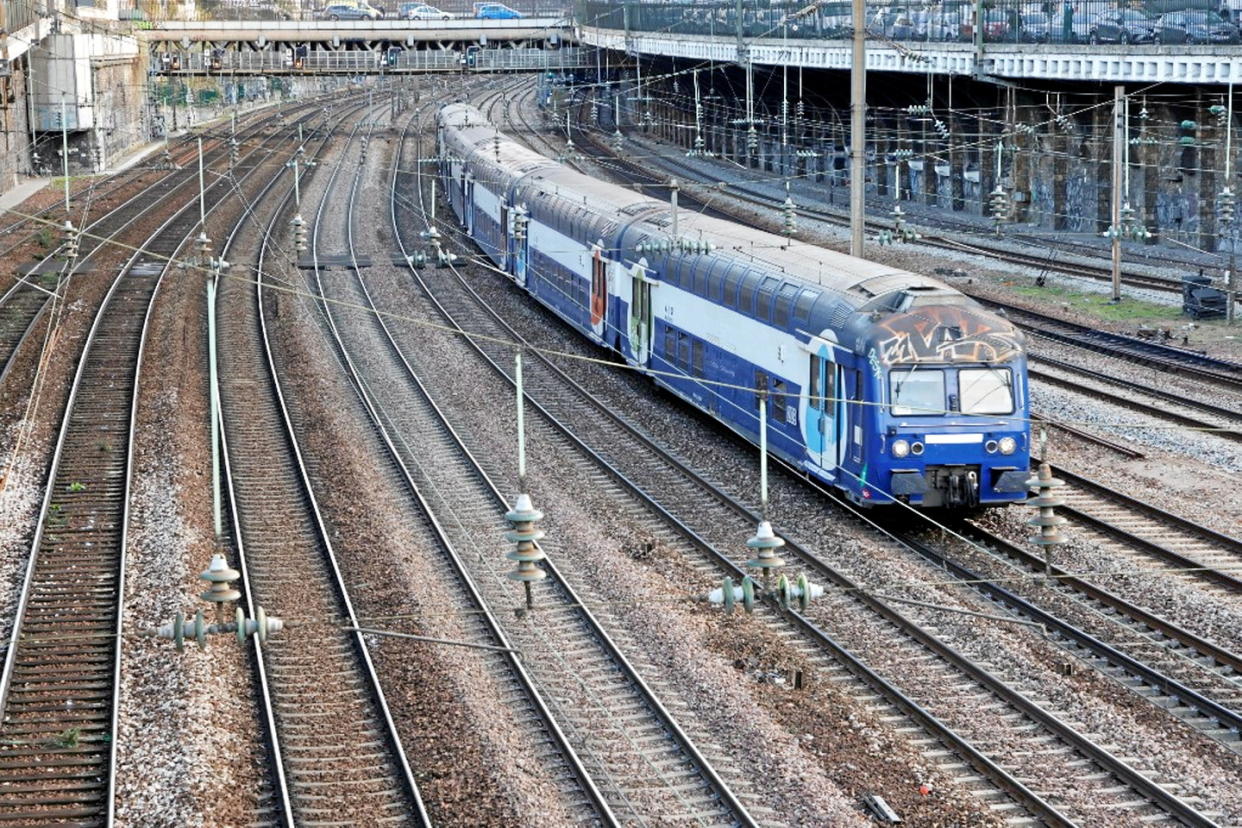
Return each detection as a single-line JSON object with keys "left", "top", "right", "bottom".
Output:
{"left": 162, "top": 45, "right": 588, "bottom": 72}
{"left": 575, "top": 0, "right": 1242, "bottom": 48}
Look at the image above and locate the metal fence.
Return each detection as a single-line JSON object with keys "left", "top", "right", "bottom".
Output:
{"left": 159, "top": 45, "right": 588, "bottom": 72}
{"left": 576, "top": 0, "right": 1238, "bottom": 47}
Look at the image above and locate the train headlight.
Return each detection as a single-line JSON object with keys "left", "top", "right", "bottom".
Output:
{"left": 999, "top": 436, "right": 1017, "bottom": 455}
{"left": 891, "top": 439, "right": 910, "bottom": 459}
{"left": 911, "top": 441, "right": 924, "bottom": 456}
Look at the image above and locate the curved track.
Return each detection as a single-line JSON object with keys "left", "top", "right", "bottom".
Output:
{"left": 215, "top": 97, "right": 428, "bottom": 825}
{"left": 0, "top": 100, "right": 314, "bottom": 824}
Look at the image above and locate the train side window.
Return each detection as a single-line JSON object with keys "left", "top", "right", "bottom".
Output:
{"left": 723, "top": 265, "right": 741, "bottom": 309}
{"left": 756, "top": 277, "right": 779, "bottom": 322}
{"left": 794, "top": 289, "right": 818, "bottom": 325}
{"left": 739, "top": 272, "right": 757, "bottom": 315}
{"left": 709, "top": 262, "right": 725, "bottom": 303}
{"left": 772, "top": 380, "right": 787, "bottom": 422}
{"left": 754, "top": 369, "right": 768, "bottom": 409}
{"left": 664, "top": 324, "right": 676, "bottom": 362}
{"left": 678, "top": 331, "right": 690, "bottom": 370}
{"left": 809, "top": 356, "right": 822, "bottom": 411}
{"left": 774, "top": 284, "right": 797, "bottom": 328}
{"left": 692, "top": 340, "right": 704, "bottom": 377}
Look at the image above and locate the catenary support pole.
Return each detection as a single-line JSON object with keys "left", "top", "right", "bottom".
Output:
{"left": 850, "top": 0, "right": 866, "bottom": 256}
{"left": 1111, "top": 84, "right": 1123, "bottom": 303}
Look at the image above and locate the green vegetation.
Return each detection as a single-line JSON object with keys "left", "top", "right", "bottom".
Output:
{"left": 1008, "top": 283, "right": 1182, "bottom": 323}
{"left": 67, "top": 482, "right": 86, "bottom": 493}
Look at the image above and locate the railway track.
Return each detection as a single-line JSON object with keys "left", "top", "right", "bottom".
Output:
{"left": 563, "top": 88, "right": 1191, "bottom": 296}
{"left": 406, "top": 89, "right": 1238, "bottom": 824}
{"left": 0, "top": 134, "right": 239, "bottom": 388}
{"left": 1049, "top": 465, "right": 1242, "bottom": 597}
{"left": 469, "top": 84, "right": 1237, "bottom": 824}
{"left": 215, "top": 98, "right": 428, "bottom": 825}
{"left": 990, "top": 300, "right": 1242, "bottom": 392}
{"left": 337, "top": 84, "right": 762, "bottom": 826}
{"left": 0, "top": 100, "right": 314, "bottom": 824}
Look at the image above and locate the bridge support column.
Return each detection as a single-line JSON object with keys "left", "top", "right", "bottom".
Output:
{"left": 1094, "top": 104, "right": 1110, "bottom": 234}
{"left": 897, "top": 115, "right": 910, "bottom": 202}
{"left": 979, "top": 117, "right": 996, "bottom": 218}
{"left": 1052, "top": 111, "right": 1068, "bottom": 231}
{"left": 1013, "top": 103, "right": 1031, "bottom": 224}
{"left": 1198, "top": 94, "right": 1219, "bottom": 253}
{"left": 950, "top": 113, "right": 965, "bottom": 212}
{"left": 922, "top": 118, "right": 937, "bottom": 207}
{"left": 1141, "top": 99, "right": 1160, "bottom": 245}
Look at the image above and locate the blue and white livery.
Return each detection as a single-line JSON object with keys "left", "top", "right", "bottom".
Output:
{"left": 437, "top": 103, "right": 1031, "bottom": 508}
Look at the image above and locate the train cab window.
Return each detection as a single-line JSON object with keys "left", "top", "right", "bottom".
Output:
{"left": 959, "top": 367, "right": 1014, "bottom": 415}
{"left": 692, "top": 340, "right": 704, "bottom": 376}
{"left": 889, "top": 366, "right": 945, "bottom": 416}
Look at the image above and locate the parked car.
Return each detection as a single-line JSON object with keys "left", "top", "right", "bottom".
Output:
{"left": 475, "top": 3, "right": 521, "bottom": 18}
{"left": 401, "top": 2, "right": 450, "bottom": 18}
{"left": 319, "top": 2, "right": 381, "bottom": 19}
{"left": 1089, "top": 8, "right": 1156, "bottom": 43}
{"left": 1156, "top": 9, "right": 1240, "bottom": 43}
{"left": 982, "top": 8, "right": 1019, "bottom": 41}
{"left": 1019, "top": 10, "right": 1053, "bottom": 41}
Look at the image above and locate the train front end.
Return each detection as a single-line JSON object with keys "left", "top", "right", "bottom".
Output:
{"left": 855, "top": 301, "right": 1030, "bottom": 509}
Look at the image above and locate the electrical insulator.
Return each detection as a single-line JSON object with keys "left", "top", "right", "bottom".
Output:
{"left": 1219, "top": 187, "right": 1236, "bottom": 226}
{"left": 796, "top": 100, "right": 805, "bottom": 120}
{"left": 990, "top": 186, "right": 1009, "bottom": 234}
{"left": 61, "top": 220, "right": 79, "bottom": 260}
{"left": 1179, "top": 119, "right": 1197, "bottom": 147}
{"left": 611, "top": 128, "right": 624, "bottom": 151}
{"left": 291, "top": 214, "right": 307, "bottom": 252}
{"left": 512, "top": 205, "right": 529, "bottom": 242}
{"left": 933, "top": 119, "right": 949, "bottom": 139}
{"left": 747, "top": 125, "right": 758, "bottom": 155}
{"left": 782, "top": 196, "right": 796, "bottom": 237}
{"left": 1209, "top": 104, "right": 1228, "bottom": 126}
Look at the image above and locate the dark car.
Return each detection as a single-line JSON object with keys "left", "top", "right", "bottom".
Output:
{"left": 1019, "top": 10, "right": 1052, "bottom": 41}
{"left": 1156, "top": 9, "right": 1240, "bottom": 43}
{"left": 1089, "top": 8, "right": 1156, "bottom": 43}
{"left": 982, "top": 8, "right": 1019, "bottom": 41}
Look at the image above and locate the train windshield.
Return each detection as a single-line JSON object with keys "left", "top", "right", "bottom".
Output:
{"left": 959, "top": 367, "right": 1014, "bottom": 415}
{"left": 889, "top": 367, "right": 945, "bottom": 416}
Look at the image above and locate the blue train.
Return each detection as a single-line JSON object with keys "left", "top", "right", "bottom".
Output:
{"left": 437, "top": 103, "right": 1031, "bottom": 509}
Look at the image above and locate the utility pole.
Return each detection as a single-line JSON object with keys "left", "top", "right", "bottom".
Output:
{"left": 850, "top": 0, "right": 866, "bottom": 256}
{"left": 60, "top": 93, "right": 70, "bottom": 213}
{"left": 1110, "top": 84, "right": 1123, "bottom": 303}
{"left": 1227, "top": 82, "right": 1237, "bottom": 324}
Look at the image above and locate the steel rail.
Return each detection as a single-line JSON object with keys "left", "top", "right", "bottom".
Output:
{"left": 211, "top": 98, "right": 363, "bottom": 827}
{"left": 421, "top": 90, "right": 1081, "bottom": 827}
{"left": 299, "top": 96, "right": 619, "bottom": 825}
{"left": 249, "top": 97, "right": 429, "bottom": 825}
{"left": 485, "top": 87, "right": 1220, "bottom": 826}
{"left": 0, "top": 100, "right": 308, "bottom": 825}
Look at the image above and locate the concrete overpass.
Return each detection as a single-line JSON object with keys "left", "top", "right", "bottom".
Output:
{"left": 581, "top": 25, "right": 1242, "bottom": 87}
{"left": 139, "top": 17, "right": 572, "bottom": 45}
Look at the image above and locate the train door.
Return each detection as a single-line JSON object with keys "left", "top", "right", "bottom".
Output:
{"left": 627, "top": 258, "right": 654, "bottom": 365}
{"left": 464, "top": 172, "right": 475, "bottom": 234}
{"left": 499, "top": 202, "right": 509, "bottom": 270}
{"left": 512, "top": 205, "right": 529, "bottom": 287}
{"left": 590, "top": 242, "right": 606, "bottom": 339}
{"left": 803, "top": 343, "right": 841, "bottom": 477}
